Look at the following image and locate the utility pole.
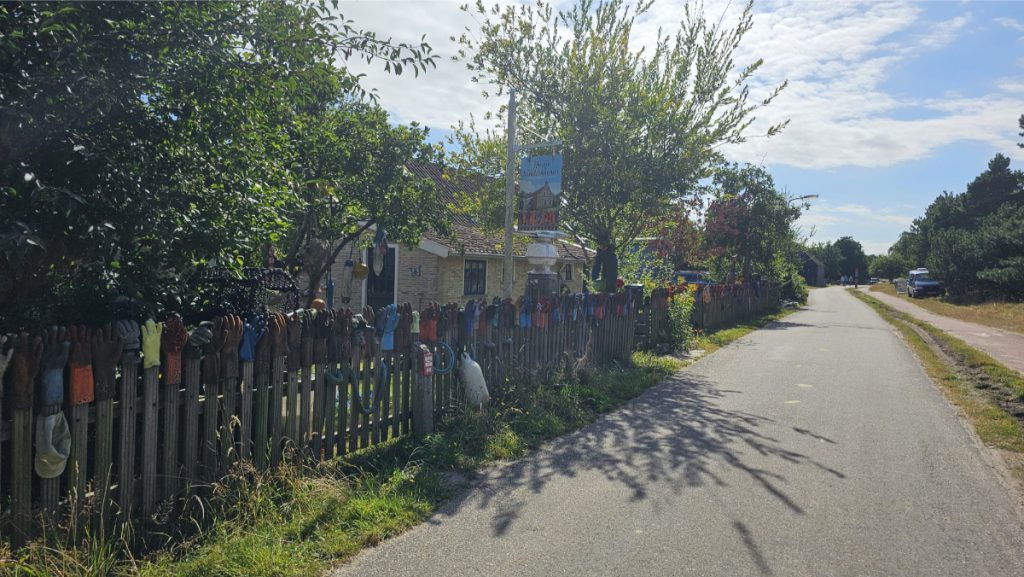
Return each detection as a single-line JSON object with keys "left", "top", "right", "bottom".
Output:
{"left": 502, "top": 88, "right": 517, "bottom": 299}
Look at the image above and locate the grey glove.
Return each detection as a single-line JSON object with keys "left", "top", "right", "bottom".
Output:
{"left": 117, "top": 319, "right": 141, "bottom": 355}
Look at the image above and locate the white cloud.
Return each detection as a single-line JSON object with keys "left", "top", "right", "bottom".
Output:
{"left": 337, "top": 0, "right": 1024, "bottom": 169}
{"left": 995, "top": 16, "right": 1024, "bottom": 32}
{"left": 834, "top": 204, "right": 873, "bottom": 216}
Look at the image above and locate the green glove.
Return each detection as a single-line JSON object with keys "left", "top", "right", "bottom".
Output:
{"left": 141, "top": 318, "right": 164, "bottom": 369}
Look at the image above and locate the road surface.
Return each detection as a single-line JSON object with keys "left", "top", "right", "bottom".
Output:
{"left": 861, "top": 286, "right": 1024, "bottom": 377}
{"left": 331, "top": 286, "right": 1024, "bottom": 577}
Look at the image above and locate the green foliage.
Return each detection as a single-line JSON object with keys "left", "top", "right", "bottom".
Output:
{"left": 664, "top": 293, "right": 696, "bottom": 351}
{"left": 887, "top": 153, "right": 1024, "bottom": 299}
{"left": 0, "top": 1, "right": 442, "bottom": 329}
{"left": 805, "top": 236, "right": 868, "bottom": 283}
{"left": 453, "top": 0, "right": 786, "bottom": 252}
{"left": 870, "top": 254, "right": 904, "bottom": 282}
{"left": 702, "top": 163, "right": 804, "bottom": 286}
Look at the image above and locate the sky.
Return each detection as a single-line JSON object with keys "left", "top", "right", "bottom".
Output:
{"left": 338, "top": 0, "right": 1024, "bottom": 255}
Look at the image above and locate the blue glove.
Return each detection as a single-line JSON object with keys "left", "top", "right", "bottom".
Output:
{"left": 464, "top": 299, "right": 477, "bottom": 336}
{"left": 40, "top": 326, "right": 70, "bottom": 406}
{"left": 381, "top": 304, "right": 399, "bottom": 351}
{"left": 239, "top": 315, "right": 265, "bottom": 362}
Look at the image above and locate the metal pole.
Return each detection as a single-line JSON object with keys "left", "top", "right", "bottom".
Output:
{"left": 502, "top": 88, "right": 517, "bottom": 299}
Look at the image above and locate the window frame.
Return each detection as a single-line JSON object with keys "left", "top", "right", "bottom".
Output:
{"left": 464, "top": 259, "right": 487, "bottom": 295}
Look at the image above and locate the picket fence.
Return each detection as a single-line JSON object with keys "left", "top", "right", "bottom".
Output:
{"left": 0, "top": 293, "right": 637, "bottom": 546}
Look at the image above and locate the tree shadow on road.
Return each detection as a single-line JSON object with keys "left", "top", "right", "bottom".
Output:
{"left": 428, "top": 370, "right": 846, "bottom": 575}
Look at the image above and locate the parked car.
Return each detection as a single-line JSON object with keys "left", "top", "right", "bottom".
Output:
{"left": 907, "top": 268, "right": 943, "bottom": 298}
{"left": 869, "top": 277, "right": 879, "bottom": 284}
{"left": 674, "top": 270, "right": 713, "bottom": 287}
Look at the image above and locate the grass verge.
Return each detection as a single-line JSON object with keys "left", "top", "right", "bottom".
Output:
{"left": 853, "top": 290, "right": 1024, "bottom": 453}
{"left": 869, "top": 283, "right": 1024, "bottom": 334}
{"left": 691, "top": 307, "right": 799, "bottom": 355}
{"left": 2, "top": 352, "right": 683, "bottom": 577}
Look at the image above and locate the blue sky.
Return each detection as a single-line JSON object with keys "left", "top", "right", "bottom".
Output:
{"left": 340, "top": 0, "right": 1024, "bottom": 255}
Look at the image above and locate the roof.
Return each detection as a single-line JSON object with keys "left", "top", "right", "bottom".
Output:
{"left": 407, "top": 162, "right": 589, "bottom": 261}
{"left": 800, "top": 251, "right": 824, "bottom": 267}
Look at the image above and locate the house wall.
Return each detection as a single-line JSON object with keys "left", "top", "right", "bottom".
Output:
{"left": 326, "top": 245, "right": 585, "bottom": 310}
{"left": 436, "top": 256, "right": 583, "bottom": 304}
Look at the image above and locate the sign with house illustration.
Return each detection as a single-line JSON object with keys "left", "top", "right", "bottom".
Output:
{"left": 518, "top": 154, "right": 562, "bottom": 231}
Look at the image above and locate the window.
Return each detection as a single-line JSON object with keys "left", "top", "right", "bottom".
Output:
{"left": 560, "top": 263, "right": 573, "bottom": 281}
{"left": 464, "top": 259, "right": 487, "bottom": 295}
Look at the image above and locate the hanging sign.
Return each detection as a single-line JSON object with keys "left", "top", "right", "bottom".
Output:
{"left": 518, "top": 153, "right": 562, "bottom": 231}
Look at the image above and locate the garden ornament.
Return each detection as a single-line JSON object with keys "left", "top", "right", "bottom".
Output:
{"left": 35, "top": 411, "right": 71, "bottom": 479}
{"left": 458, "top": 351, "right": 490, "bottom": 411}
{"left": 91, "top": 324, "right": 124, "bottom": 401}
{"left": 161, "top": 314, "right": 188, "bottom": 385}
{"left": 40, "top": 326, "right": 70, "bottom": 407}
{"left": 141, "top": 318, "right": 163, "bottom": 369}
{"left": 68, "top": 325, "right": 94, "bottom": 406}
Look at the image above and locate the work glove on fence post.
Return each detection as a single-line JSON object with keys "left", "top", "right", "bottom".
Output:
{"left": 0, "top": 335, "right": 13, "bottom": 395}
{"left": 161, "top": 315, "right": 188, "bottom": 386}
{"left": 255, "top": 313, "right": 281, "bottom": 377}
{"left": 186, "top": 322, "right": 213, "bottom": 360}
{"left": 381, "top": 304, "right": 398, "bottom": 351}
{"left": 239, "top": 315, "right": 261, "bottom": 364}
{"left": 91, "top": 325, "right": 123, "bottom": 402}
{"left": 269, "top": 312, "right": 288, "bottom": 359}
{"left": 219, "top": 315, "right": 244, "bottom": 380}
{"left": 338, "top": 308, "right": 353, "bottom": 360}
{"left": 8, "top": 333, "right": 43, "bottom": 410}
{"left": 141, "top": 319, "right": 163, "bottom": 370}
{"left": 117, "top": 320, "right": 141, "bottom": 360}
{"left": 68, "top": 326, "right": 94, "bottom": 406}
{"left": 285, "top": 312, "right": 303, "bottom": 371}
{"left": 327, "top": 309, "right": 342, "bottom": 363}
{"left": 299, "top": 309, "right": 315, "bottom": 368}
{"left": 314, "top": 309, "right": 331, "bottom": 363}
{"left": 39, "top": 326, "right": 69, "bottom": 407}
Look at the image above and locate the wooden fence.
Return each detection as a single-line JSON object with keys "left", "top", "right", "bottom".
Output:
{"left": 0, "top": 292, "right": 636, "bottom": 546}
{"left": 639, "top": 283, "right": 781, "bottom": 348}
{"left": 690, "top": 282, "right": 780, "bottom": 332}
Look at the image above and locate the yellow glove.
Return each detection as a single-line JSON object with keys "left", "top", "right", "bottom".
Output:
{"left": 141, "top": 318, "right": 164, "bottom": 369}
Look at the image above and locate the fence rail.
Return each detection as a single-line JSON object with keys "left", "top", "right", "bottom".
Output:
{"left": 0, "top": 293, "right": 637, "bottom": 546}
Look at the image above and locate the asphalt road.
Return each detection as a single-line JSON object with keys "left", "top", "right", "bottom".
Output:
{"left": 331, "top": 287, "right": 1024, "bottom": 577}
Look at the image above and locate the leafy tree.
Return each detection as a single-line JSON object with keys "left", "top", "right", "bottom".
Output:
{"left": 0, "top": 1, "right": 439, "bottom": 328}
{"left": 887, "top": 152, "right": 1024, "bottom": 298}
{"left": 453, "top": 0, "right": 786, "bottom": 254}
{"left": 833, "top": 236, "right": 868, "bottom": 281}
{"left": 277, "top": 105, "right": 449, "bottom": 305}
{"left": 869, "top": 254, "right": 903, "bottom": 282}
{"left": 702, "top": 164, "right": 802, "bottom": 284}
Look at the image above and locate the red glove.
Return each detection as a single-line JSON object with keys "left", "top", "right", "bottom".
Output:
{"left": 68, "top": 325, "right": 94, "bottom": 406}
{"left": 162, "top": 314, "right": 188, "bottom": 386}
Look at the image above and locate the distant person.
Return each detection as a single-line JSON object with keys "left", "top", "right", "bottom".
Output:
{"left": 590, "top": 234, "right": 618, "bottom": 293}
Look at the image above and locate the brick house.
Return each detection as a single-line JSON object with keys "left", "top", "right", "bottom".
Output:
{"left": 326, "top": 163, "right": 589, "bottom": 310}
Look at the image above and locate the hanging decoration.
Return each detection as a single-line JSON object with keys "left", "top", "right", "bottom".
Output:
{"left": 371, "top": 228, "right": 388, "bottom": 277}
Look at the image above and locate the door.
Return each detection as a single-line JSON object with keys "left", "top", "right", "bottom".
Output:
{"left": 365, "top": 247, "right": 396, "bottom": 311}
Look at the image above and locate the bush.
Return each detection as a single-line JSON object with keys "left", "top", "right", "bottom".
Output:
{"left": 664, "top": 291, "right": 695, "bottom": 351}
